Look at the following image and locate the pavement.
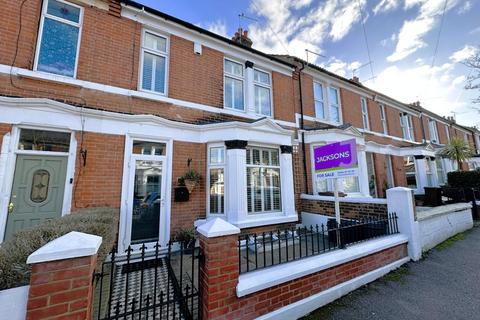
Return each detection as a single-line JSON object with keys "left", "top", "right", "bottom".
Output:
{"left": 303, "top": 225, "right": 480, "bottom": 320}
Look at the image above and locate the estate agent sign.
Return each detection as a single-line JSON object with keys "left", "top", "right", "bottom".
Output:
{"left": 314, "top": 139, "right": 358, "bottom": 180}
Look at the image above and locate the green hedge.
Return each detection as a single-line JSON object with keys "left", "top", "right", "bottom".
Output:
{"left": 0, "top": 208, "right": 118, "bottom": 290}
{"left": 447, "top": 170, "right": 480, "bottom": 188}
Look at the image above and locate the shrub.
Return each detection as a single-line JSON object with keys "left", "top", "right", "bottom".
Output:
{"left": 447, "top": 170, "right": 480, "bottom": 188}
{"left": 0, "top": 208, "right": 118, "bottom": 290}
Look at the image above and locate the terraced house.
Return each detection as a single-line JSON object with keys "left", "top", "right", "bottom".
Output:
{"left": 1, "top": 1, "right": 480, "bottom": 319}
{"left": 0, "top": 0, "right": 478, "bottom": 247}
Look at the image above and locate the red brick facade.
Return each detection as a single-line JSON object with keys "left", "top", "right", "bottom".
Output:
{"left": 72, "top": 132, "right": 125, "bottom": 210}
{"left": 27, "top": 255, "right": 97, "bottom": 320}
{"left": 200, "top": 232, "right": 407, "bottom": 320}
{"left": 301, "top": 198, "right": 388, "bottom": 219}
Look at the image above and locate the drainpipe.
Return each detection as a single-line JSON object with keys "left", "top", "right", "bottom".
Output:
{"left": 297, "top": 59, "right": 309, "bottom": 194}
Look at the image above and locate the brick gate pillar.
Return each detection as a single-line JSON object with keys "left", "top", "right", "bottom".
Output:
{"left": 197, "top": 218, "right": 241, "bottom": 320}
{"left": 25, "top": 231, "right": 102, "bottom": 320}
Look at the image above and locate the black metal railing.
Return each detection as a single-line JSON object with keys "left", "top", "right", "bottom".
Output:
{"left": 93, "top": 241, "right": 202, "bottom": 320}
{"left": 238, "top": 213, "right": 399, "bottom": 274}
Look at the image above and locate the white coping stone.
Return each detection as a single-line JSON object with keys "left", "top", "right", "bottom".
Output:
{"left": 237, "top": 233, "right": 408, "bottom": 297}
{"left": 416, "top": 203, "right": 472, "bottom": 221}
{"left": 0, "top": 285, "right": 29, "bottom": 320}
{"left": 196, "top": 217, "right": 240, "bottom": 238}
{"left": 27, "top": 231, "right": 102, "bottom": 264}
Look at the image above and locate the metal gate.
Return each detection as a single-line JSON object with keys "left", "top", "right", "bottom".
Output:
{"left": 93, "top": 242, "right": 202, "bottom": 320}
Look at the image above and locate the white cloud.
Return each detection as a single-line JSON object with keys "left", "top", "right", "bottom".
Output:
{"left": 387, "top": 0, "right": 461, "bottom": 62}
{"left": 370, "top": 61, "right": 477, "bottom": 125}
{"left": 373, "top": 0, "right": 400, "bottom": 15}
{"left": 247, "top": 0, "right": 366, "bottom": 61}
{"left": 470, "top": 26, "right": 480, "bottom": 34}
{"left": 319, "top": 57, "right": 363, "bottom": 78}
{"left": 450, "top": 45, "right": 478, "bottom": 63}
{"left": 457, "top": 1, "right": 472, "bottom": 14}
{"left": 205, "top": 20, "right": 228, "bottom": 38}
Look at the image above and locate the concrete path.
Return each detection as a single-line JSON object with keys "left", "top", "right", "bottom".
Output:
{"left": 303, "top": 225, "right": 480, "bottom": 320}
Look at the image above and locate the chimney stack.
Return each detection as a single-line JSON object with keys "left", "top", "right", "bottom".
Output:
{"left": 232, "top": 28, "right": 253, "bottom": 48}
{"left": 351, "top": 76, "right": 360, "bottom": 83}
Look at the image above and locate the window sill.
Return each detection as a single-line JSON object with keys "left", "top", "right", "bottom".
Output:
{"left": 17, "top": 68, "right": 81, "bottom": 88}
{"left": 232, "top": 213, "right": 298, "bottom": 229}
{"left": 236, "top": 233, "right": 408, "bottom": 297}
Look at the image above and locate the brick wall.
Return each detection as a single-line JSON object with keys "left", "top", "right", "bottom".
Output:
{"left": 301, "top": 198, "right": 388, "bottom": 219}
{"left": 0, "top": 123, "right": 12, "bottom": 151}
{"left": 171, "top": 141, "right": 207, "bottom": 236}
{"left": 169, "top": 35, "right": 224, "bottom": 108}
{"left": 272, "top": 71, "right": 296, "bottom": 122}
{"left": 340, "top": 88, "right": 363, "bottom": 128}
{"left": 72, "top": 132, "right": 124, "bottom": 210}
{"left": 200, "top": 231, "right": 407, "bottom": 320}
{"left": 27, "top": 255, "right": 97, "bottom": 319}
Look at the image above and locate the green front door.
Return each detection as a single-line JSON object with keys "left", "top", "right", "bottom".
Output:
{"left": 4, "top": 155, "right": 68, "bottom": 240}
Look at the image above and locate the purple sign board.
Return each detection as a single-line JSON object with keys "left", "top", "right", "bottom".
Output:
{"left": 313, "top": 139, "right": 358, "bottom": 180}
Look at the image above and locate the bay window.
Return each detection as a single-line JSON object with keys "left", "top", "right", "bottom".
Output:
{"left": 208, "top": 146, "right": 225, "bottom": 215}
{"left": 141, "top": 31, "right": 168, "bottom": 94}
{"left": 246, "top": 147, "right": 281, "bottom": 214}
{"left": 436, "top": 158, "right": 446, "bottom": 185}
{"left": 404, "top": 156, "right": 417, "bottom": 189}
{"left": 224, "top": 59, "right": 245, "bottom": 110}
{"left": 35, "top": 0, "right": 83, "bottom": 77}
{"left": 253, "top": 69, "right": 272, "bottom": 116}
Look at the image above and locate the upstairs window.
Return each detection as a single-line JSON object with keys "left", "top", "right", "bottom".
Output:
{"left": 329, "top": 87, "right": 340, "bottom": 123}
{"left": 313, "top": 82, "right": 325, "bottom": 119}
{"left": 246, "top": 147, "right": 281, "bottom": 214}
{"left": 379, "top": 104, "right": 388, "bottom": 135}
{"left": 35, "top": 0, "right": 83, "bottom": 77}
{"left": 400, "top": 113, "right": 415, "bottom": 141}
{"left": 312, "top": 82, "right": 341, "bottom": 123}
{"left": 361, "top": 97, "right": 369, "bottom": 130}
{"left": 445, "top": 126, "right": 450, "bottom": 142}
{"left": 224, "top": 59, "right": 244, "bottom": 110}
{"left": 253, "top": 69, "right": 272, "bottom": 116}
{"left": 428, "top": 119, "right": 439, "bottom": 143}
{"left": 141, "top": 31, "right": 168, "bottom": 94}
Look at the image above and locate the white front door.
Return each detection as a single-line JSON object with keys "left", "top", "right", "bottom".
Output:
{"left": 122, "top": 140, "right": 169, "bottom": 252}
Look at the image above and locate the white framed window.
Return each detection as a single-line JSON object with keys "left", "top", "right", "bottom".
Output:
{"left": 140, "top": 30, "right": 169, "bottom": 95}
{"left": 436, "top": 158, "right": 446, "bottom": 185}
{"left": 224, "top": 59, "right": 245, "bottom": 110}
{"left": 34, "top": 0, "right": 83, "bottom": 78}
{"left": 445, "top": 125, "right": 450, "bottom": 142}
{"left": 379, "top": 104, "right": 388, "bottom": 135}
{"left": 312, "top": 82, "right": 341, "bottom": 123}
{"left": 404, "top": 156, "right": 417, "bottom": 189}
{"left": 329, "top": 87, "right": 340, "bottom": 123}
{"left": 400, "top": 113, "right": 415, "bottom": 141}
{"left": 428, "top": 119, "right": 439, "bottom": 143}
{"left": 253, "top": 69, "right": 272, "bottom": 116}
{"left": 207, "top": 145, "right": 225, "bottom": 215}
{"left": 361, "top": 97, "right": 369, "bottom": 130}
{"left": 386, "top": 155, "right": 395, "bottom": 189}
{"left": 313, "top": 82, "right": 325, "bottom": 119}
{"left": 246, "top": 146, "right": 281, "bottom": 214}
{"left": 366, "top": 152, "right": 377, "bottom": 197}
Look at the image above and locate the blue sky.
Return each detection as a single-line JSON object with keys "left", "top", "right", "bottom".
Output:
{"left": 137, "top": 0, "right": 479, "bottom": 127}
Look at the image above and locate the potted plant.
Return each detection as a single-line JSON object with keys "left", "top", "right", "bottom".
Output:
{"left": 179, "top": 169, "right": 202, "bottom": 193}
{"left": 175, "top": 228, "right": 196, "bottom": 249}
